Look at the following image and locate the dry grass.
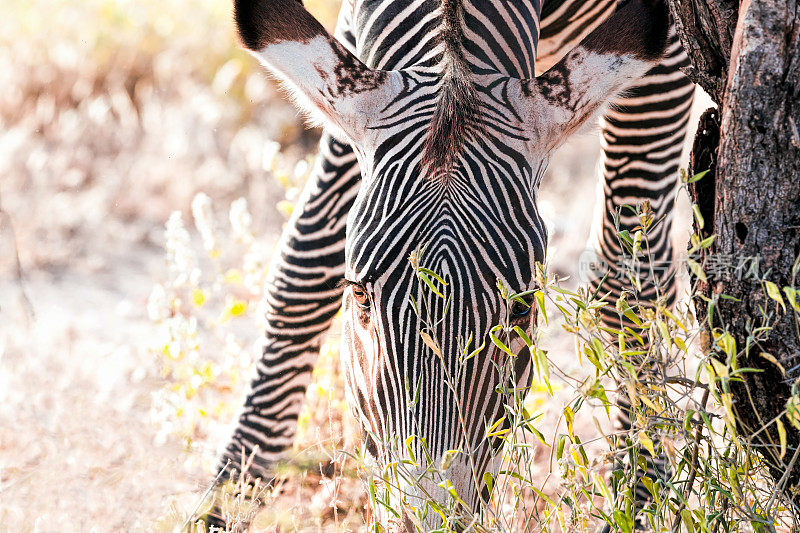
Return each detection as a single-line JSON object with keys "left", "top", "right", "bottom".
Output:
{"left": 0, "top": 0, "right": 336, "bottom": 529}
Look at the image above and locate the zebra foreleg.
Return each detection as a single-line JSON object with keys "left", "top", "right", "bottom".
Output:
{"left": 586, "top": 26, "right": 695, "bottom": 530}
{"left": 193, "top": 132, "right": 361, "bottom": 530}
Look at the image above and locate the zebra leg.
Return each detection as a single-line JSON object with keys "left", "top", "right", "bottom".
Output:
{"left": 585, "top": 27, "right": 694, "bottom": 525}
{"left": 218, "top": 132, "right": 359, "bottom": 478}
{"left": 200, "top": 132, "right": 360, "bottom": 527}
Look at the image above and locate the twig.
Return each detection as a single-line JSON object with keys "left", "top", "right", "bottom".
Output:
{"left": 671, "top": 387, "right": 710, "bottom": 532}
{"left": 765, "top": 441, "right": 800, "bottom": 514}
{"left": 0, "top": 197, "right": 35, "bottom": 323}
{"left": 184, "top": 459, "right": 231, "bottom": 529}
{"left": 640, "top": 376, "right": 709, "bottom": 391}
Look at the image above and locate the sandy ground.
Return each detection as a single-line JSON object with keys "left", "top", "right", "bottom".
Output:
{"left": 0, "top": 64, "right": 711, "bottom": 531}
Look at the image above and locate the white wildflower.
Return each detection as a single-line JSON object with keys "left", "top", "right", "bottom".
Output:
{"left": 229, "top": 197, "right": 253, "bottom": 243}
{"left": 191, "top": 192, "right": 218, "bottom": 254}
{"left": 262, "top": 140, "right": 281, "bottom": 172}
{"left": 164, "top": 211, "right": 196, "bottom": 286}
{"left": 147, "top": 284, "right": 169, "bottom": 322}
{"left": 293, "top": 158, "right": 309, "bottom": 181}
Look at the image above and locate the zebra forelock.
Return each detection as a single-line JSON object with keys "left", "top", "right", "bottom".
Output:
{"left": 421, "top": 0, "right": 483, "bottom": 174}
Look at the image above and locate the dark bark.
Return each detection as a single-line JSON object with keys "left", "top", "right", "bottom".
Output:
{"left": 670, "top": 0, "right": 800, "bottom": 499}
{"left": 668, "top": 0, "right": 738, "bottom": 102}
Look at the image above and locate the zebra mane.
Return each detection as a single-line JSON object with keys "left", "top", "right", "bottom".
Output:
{"left": 421, "top": 0, "right": 482, "bottom": 174}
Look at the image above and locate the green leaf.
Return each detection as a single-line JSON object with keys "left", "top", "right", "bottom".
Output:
{"left": 460, "top": 333, "right": 473, "bottom": 357}
{"left": 413, "top": 372, "right": 423, "bottom": 405}
{"left": 564, "top": 406, "right": 575, "bottom": 442}
{"left": 525, "top": 422, "right": 548, "bottom": 445}
{"left": 617, "top": 230, "right": 633, "bottom": 246}
{"left": 512, "top": 325, "right": 533, "bottom": 348}
{"left": 532, "top": 487, "right": 556, "bottom": 507}
{"left": 613, "top": 510, "right": 633, "bottom": 533}
{"left": 490, "top": 325, "right": 516, "bottom": 357}
{"left": 681, "top": 509, "right": 695, "bottom": 533}
{"left": 587, "top": 381, "right": 610, "bottom": 417}
{"left": 760, "top": 352, "right": 785, "bottom": 377}
{"left": 592, "top": 472, "right": 613, "bottom": 503}
{"left": 692, "top": 204, "right": 705, "bottom": 230}
{"left": 495, "top": 278, "right": 508, "bottom": 299}
{"left": 699, "top": 235, "right": 716, "bottom": 249}
{"left": 437, "top": 478, "right": 460, "bottom": 501}
{"left": 617, "top": 298, "right": 642, "bottom": 326}
{"left": 439, "top": 449, "right": 458, "bottom": 471}
{"left": 674, "top": 337, "right": 688, "bottom": 353}
{"left": 778, "top": 418, "right": 788, "bottom": 460}
{"left": 463, "top": 337, "right": 486, "bottom": 362}
{"left": 684, "top": 410, "right": 695, "bottom": 433}
{"left": 640, "top": 476, "right": 657, "bottom": 501}
{"left": 534, "top": 290, "right": 548, "bottom": 325}
{"left": 686, "top": 257, "right": 707, "bottom": 283}
{"left": 764, "top": 280, "right": 786, "bottom": 313}
{"left": 405, "top": 435, "right": 417, "bottom": 464}
{"left": 686, "top": 169, "right": 710, "bottom": 184}
{"left": 513, "top": 289, "right": 539, "bottom": 299}
{"left": 550, "top": 285, "right": 578, "bottom": 296}
{"left": 556, "top": 434, "right": 567, "bottom": 460}
{"left": 638, "top": 432, "right": 656, "bottom": 456}
{"left": 482, "top": 472, "right": 494, "bottom": 496}
{"left": 591, "top": 338, "right": 606, "bottom": 363}
{"left": 535, "top": 348, "right": 552, "bottom": 393}
{"left": 784, "top": 287, "right": 800, "bottom": 312}
{"left": 408, "top": 295, "right": 419, "bottom": 317}
{"left": 418, "top": 267, "right": 448, "bottom": 286}
{"left": 486, "top": 416, "right": 509, "bottom": 438}
{"left": 418, "top": 272, "right": 445, "bottom": 298}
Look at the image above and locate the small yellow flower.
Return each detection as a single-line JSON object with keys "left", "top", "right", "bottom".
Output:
{"left": 191, "top": 288, "right": 206, "bottom": 307}
{"left": 228, "top": 300, "right": 247, "bottom": 316}
{"left": 277, "top": 199, "right": 294, "bottom": 218}
{"left": 220, "top": 298, "right": 248, "bottom": 322}
{"left": 224, "top": 268, "right": 243, "bottom": 284}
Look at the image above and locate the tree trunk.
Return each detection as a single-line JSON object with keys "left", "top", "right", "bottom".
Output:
{"left": 669, "top": 0, "right": 800, "bottom": 498}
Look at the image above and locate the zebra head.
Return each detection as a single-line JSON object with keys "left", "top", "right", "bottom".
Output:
{"left": 235, "top": 0, "right": 668, "bottom": 525}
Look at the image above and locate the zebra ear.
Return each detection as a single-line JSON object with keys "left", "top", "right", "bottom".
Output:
{"left": 235, "top": 0, "right": 397, "bottom": 143}
{"left": 515, "top": 0, "right": 669, "bottom": 152}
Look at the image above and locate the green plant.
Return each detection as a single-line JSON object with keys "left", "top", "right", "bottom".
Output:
{"left": 339, "top": 168, "right": 800, "bottom": 532}
{"left": 157, "top": 170, "right": 800, "bottom": 532}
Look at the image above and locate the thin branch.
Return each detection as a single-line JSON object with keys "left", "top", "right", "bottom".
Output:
{"left": 671, "top": 387, "right": 710, "bottom": 532}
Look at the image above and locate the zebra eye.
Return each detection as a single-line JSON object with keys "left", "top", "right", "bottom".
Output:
{"left": 509, "top": 296, "right": 534, "bottom": 321}
{"left": 351, "top": 285, "right": 370, "bottom": 309}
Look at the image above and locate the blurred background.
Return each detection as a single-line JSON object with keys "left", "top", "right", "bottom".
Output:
{"left": 0, "top": 0, "right": 706, "bottom": 530}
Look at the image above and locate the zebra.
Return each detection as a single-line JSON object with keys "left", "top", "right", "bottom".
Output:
{"left": 204, "top": 0, "right": 694, "bottom": 528}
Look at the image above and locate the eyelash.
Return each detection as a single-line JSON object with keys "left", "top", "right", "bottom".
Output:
{"left": 341, "top": 279, "right": 371, "bottom": 311}
{"left": 512, "top": 302, "right": 531, "bottom": 316}
{"left": 509, "top": 298, "right": 535, "bottom": 322}
{"left": 351, "top": 284, "right": 370, "bottom": 309}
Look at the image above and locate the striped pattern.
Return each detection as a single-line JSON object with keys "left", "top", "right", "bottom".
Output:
{"left": 340, "top": 66, "right": 549, "bottom": 511}
{"left": 219, "top": 132, "right": 358, "bottom": 473}
{"left": 536, "top": 2, "right": 694, "bottom": 513}
{"left": 584, "top": 26, "right": 694, "bottom": 511}
{"left": 587, "top": 29, "right": 694, "bottom": 324}
{"left": 210, "top": 0, "right": 691, "bottom": 528}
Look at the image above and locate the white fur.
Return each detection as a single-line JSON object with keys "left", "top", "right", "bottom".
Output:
{"left": 511, "top": 47, "right": 655, "bottom": 155}
{"left": 253, "top": 37, "right": 401, "bottom": 147}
